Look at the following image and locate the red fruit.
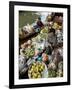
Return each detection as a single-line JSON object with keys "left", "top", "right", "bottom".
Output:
{"left": 42, "top": 53, "right": 48, "bottom": 62}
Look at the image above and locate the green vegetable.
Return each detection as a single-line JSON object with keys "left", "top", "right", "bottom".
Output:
{"left": 24, "top": 48, "right": 34, "bottom": 58}
{"left": 48, "top": 70, "right": 57, "bottom": 77}
{"left": 40, "top": 28, "right": 48, "bottom": 34}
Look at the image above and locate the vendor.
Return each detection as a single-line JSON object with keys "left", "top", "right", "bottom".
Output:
{"left": 33, "top": 17, "right": 44, "bottom": 32}
{"left": 37, "top": 17, "right": 44, "bottom": 28}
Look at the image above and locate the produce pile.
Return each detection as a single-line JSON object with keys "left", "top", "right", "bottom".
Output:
{"left": 19, "top": 12, "right": 63, "bottom": 79}
{"left": 28, "top": 61, "right": 48, "bottom": 78}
